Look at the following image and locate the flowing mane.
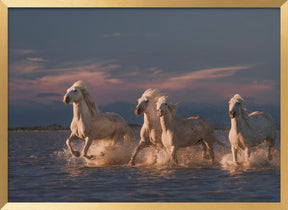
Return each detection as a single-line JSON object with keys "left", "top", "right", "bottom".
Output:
{"left": 142, "top": 88, "right": 162, "bottom": 103}
{"left": 73, "top": 80, "right": 99, "bottom": 117}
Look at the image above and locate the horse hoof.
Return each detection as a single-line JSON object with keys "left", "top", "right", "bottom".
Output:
{"left": 83, "top": 155, "right": 95, "bottom": 160}
{"left": 128, "top": 161, "right": 135, "bottom": 167}
{"left": 268, "top": 155, "right": 273, "bottom": 161}
{"left": 72, "top": 151, "right": 80, "bottom": 157}
{"left": 233, "top": 161, "right": 241, "bottom": 166}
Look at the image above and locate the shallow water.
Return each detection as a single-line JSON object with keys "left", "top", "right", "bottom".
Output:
{"left": 8, "top": 130, "right": 280, "bottom": 202}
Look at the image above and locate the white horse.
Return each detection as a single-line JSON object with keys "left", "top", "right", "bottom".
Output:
{"left": 228, "top": 94, "right": 276, "bottom": 163}
{"left": 128, "top": 89, "right": 163, "bottom": 166}
{"left": 156, "top": 96, "right": 224, "bottom": 164}
{"left": 63, "top": 80, "right": 134, "bottom": 159}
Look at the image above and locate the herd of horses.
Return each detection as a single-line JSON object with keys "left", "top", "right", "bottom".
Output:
{"left": 63, "top": 80, "right": 277, "bottom": 166}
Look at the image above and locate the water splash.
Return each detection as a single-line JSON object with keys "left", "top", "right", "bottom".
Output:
{"left": 219, "top": 145, "right": 280, "bottom": 173}
{"left": 55, "top": 141, "right": 219, "bottom": 168}
{"left": 55, "top": 131, "right": 280, "bottom": 171}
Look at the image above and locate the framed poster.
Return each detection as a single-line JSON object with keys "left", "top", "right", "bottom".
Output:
{"left": 0, "top": 0, "right": 287, "bottom": 209}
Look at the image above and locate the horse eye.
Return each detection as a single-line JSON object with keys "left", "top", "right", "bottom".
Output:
{"left": 73, "top": 89, "right": 77, "bottom": 92}
{"left": 164, "top": 103, "right": 167, "bottom": 105}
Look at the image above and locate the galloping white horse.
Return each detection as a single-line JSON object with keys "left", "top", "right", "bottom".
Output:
{"left": 156, "top": 96, "right": 224, "bottom": 164}
{"left": 228, "top": 94, "right": 276, "bottom": 163}
{"left": 63, "top": 80, "right": 134, "bottom": 159}
{"left": 128, "top": 89, "right": 163, "bottom": 166}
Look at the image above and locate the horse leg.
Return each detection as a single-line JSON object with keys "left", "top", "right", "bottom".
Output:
{"left": 66, "top": 134, "right": 81, "bottom": 157}
{"left": 207, "top": 145, "right": 214, "bottom": 164}
{"left": 244, "top": 147, "right": 250, "bottom": 162}
{"left": 202, "top": 140, "right": 214, "bottom": 164}
{"left": 170, "top": 146, "right": 178, "bottom": 165}
{"left": 128, "top": 139, "right": 148, "bottom": 166}
{"left": 267, "top": 146, "right": 273, "bottom": 160}
{"left": 152, "top": 144, "right": 163, "bottom": 165}
{"left": 264, "top": 139, "right": 274, "bottom": 161}
{"left": 231, "top": 146, "right": 238, "bottom": 163}
{"left": 200, "top": 140, "right": 208, "bottom": 159}
{"left": 82, "top": 137, "right": 94, "bottom": 159}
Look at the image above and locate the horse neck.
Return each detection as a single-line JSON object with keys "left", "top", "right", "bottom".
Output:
{"left": 160, "top": 110, "right": 174, "bottom": 132}
{"left": 73, "top": 100, "right": 91, "bottom": 122}
{"left": 231, "top": 107, "right": 251, "bottom": 133}
{"left": 144, "top": 104, "right": 159, "bottom": 128}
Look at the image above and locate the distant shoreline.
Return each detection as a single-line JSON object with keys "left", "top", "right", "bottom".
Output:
{"left": 8, "top": 123, "right": 142, "bottom": 131}
{"left": 8, "top": 123, "right": 280, "bottom": 131}
{"left": 8, "top": 124, "right": 70, "bottom": 131}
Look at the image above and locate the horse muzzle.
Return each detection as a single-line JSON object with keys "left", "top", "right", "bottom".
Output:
{"left": 157, "top": 109, "right": 163, "bottom": 117}
{"left": 135, "top": 106, "right": 143, "bottom": 116}
{"left": 229, "top": 111, "right": 236, "bottom": 118}
{"left": 63, "top": 96, "right": 70, "bottom": 104}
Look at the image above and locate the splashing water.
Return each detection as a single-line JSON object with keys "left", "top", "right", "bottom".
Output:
{"left": 220, "top": 145, "right": 280, "bottom": 173}
{"left": 55, "top": 130, "right": 280, "bottom": 173}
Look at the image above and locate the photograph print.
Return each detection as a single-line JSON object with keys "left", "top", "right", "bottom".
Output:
{"left": 8, "top": 8, "right": 280, "bottom": 202}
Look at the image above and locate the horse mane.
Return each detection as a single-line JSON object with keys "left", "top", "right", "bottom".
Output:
{"left": 73, "top": 80, "right": 100, "bottom": 117}
{"left": 142, "top": 88, "right": 162, "bottom": 103}
{"left": 161, "top": 96, "right": 178, "bottom": 114}
{"left": 232, "top": 94, "right": 250, "bottom": 122}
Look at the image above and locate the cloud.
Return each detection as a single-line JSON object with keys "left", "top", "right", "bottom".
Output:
{"left": 27, "top": 57, "right": 47, "bottom": 62}
{"left": 8, "top": 59, "right": 278, "bottom": 106}
{"left": 9, "top": 66, "right": 125, "bottom": 105}
{"left": 102, "top": 32, "right": 121, "bottom": 38}
{"left": 37, "top": 92, "right": 63, "bottom": 97}
{"left": 133, "top": 65, "right": 253, "bottom": 91}
{"left": 148, "top": 67, "right": 163, "bottom": 75}
{"left": 222, "top": 80, "right": 278, "bottom": 100}
{"left": 9, "top": 60, "right": 44, "bottom": 74}
{"left": 10, "top": 58, "right": 121, "bottom": 77}
{"left": 162, "top": 65, "right": 252, "bottom": 90}
{"left": 10, "top": 49, "right": 36, "bottom": 55}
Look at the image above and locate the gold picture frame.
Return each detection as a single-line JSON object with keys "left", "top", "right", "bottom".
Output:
{"left": 1, "top": 0, "right": 287, "bottom": 209}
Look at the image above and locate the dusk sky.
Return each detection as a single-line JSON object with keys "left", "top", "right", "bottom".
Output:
{"left": 8, "top": 9, "right": 280, "bottom": 127}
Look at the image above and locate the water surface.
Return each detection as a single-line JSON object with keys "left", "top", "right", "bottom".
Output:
{"left": 8, "top": 130, "right": 280, "bottom": 202}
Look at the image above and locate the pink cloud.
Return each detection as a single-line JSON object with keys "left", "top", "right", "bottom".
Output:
{"left": 161, "top": 65, "right": 252, "bottom": 90}
{"left": 26, "top": 57, "right": 47, "bottom": 62}
{"left": 9, "top": 59, "right": 278, "bottom": 106}
{"left": 9, "top": 57, "right": 127, "bottom": 104}
{"left": 9, "top": 60, "right": 44, "bottom": 73}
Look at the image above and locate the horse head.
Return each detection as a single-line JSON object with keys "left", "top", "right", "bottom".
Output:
{"left": 228, "top": 94, "right": 244, "bottom": 118}
{"left": 135, "top": 88, "right": 161, "bottom": 116}
{"left": 156, "top": 96, "right": 169, "bottom": 117}
{"left": 63, "top": 80, "right": 86, "bottom": 104}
